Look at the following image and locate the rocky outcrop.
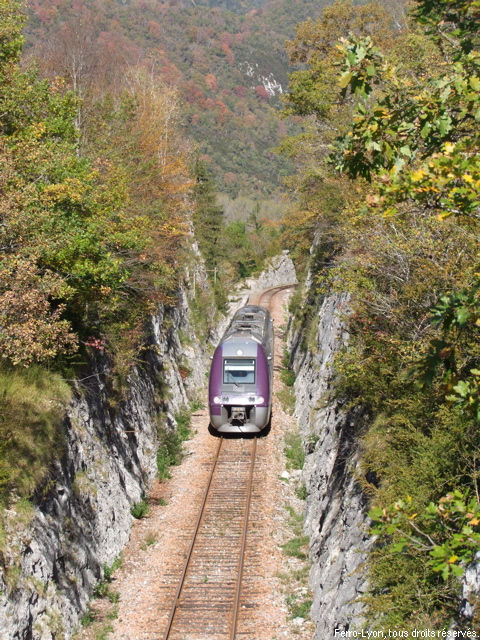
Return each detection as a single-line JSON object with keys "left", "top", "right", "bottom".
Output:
{"left": 454, "top": 553, "right": 480, "bottom": 627}
{"left": 245, "top": 250, "right": 298, "bottom": 293}
{"left": 0, "top": 290, "right": 207, "bottom": 640}
{"left": 289, "top": 291, "right": 371, "bottom": 637}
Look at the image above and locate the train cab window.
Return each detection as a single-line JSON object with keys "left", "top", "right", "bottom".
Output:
{"left": 223, "top": 358, "right": 255, "bottom": 384}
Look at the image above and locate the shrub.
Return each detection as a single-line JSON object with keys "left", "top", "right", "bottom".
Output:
{"left": 157, "top": 429, "right": 183, "bottom": 480}
{"left": 280, "top": 368, "right": 296, "bottom": 387}
{"left": 157, "top": 406, "right": 195, "bottom": 480}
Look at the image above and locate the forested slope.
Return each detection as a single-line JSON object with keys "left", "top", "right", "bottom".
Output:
{"left": 23, "top": 0, "right": 334, "bottom": 198}
{"left": 281, "top": 0, "right": 480, "bottom": 629}
{"left": 0, "top": 0, "right": 200, "bottom": 508}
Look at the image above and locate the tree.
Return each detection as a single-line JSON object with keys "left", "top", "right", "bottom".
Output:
{"left": 0, "top": 0, "right": 192, "bottom": 366}
{"left": 192, "top": 160, "right": 225, "bottom": 273}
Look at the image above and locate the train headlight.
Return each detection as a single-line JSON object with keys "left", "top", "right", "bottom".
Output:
{"left": 256, "top": 396, "right": 264, "bottom": 404}
{"left": 213, "top": 396, "right": 222, "bottom": 404}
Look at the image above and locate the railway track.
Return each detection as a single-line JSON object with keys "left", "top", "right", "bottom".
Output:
{"left": 250, "top": 283, "right": 296, "bottom": 308}
{"left": 161, "top": 437, "right": 258, "bottom": 640}
{"left": 157, "top": 284, "right": 294, "bottom": 640}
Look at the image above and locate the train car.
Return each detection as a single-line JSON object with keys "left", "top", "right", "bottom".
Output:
{"left": 208, "top": 305, "right": 274, "bottom": 433}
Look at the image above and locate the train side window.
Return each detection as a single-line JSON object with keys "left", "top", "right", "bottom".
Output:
{"left": 223, "top": 358, "right": 255, "bottom": 384}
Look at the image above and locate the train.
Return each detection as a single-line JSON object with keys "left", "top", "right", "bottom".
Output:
{"left": 208, "top": 305, "right": 274, "bottom": 433}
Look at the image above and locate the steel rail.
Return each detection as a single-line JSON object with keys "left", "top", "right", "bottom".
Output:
{"left": 162, "top": 437, "right": 224, "bottom": 640}
{"left": 255, "top": 283, "right": 297, "bottom": 307}
{"left": 229, "top": 436, "right": 257, "bottom": 640}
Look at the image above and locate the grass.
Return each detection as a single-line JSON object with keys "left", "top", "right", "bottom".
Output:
{"left": 175, "top": 408, "right": 192, "bottom": 441}
{"left": 156, "top": 404, "right": 195, "bottom": 480}
{"left": 131, "top": 499, "right": 149, "bottom": 519}
{"left": 95, "top": 623, "right": 114, "bottom": 640}
{"left": 276, "top": 388, "right": 295, "bottom": 414}
{"left": 278, "top": 504, "right": 314, "bottom": 627}
{"left": 156, "top": 429, "right": 183, "bottom": 480}
{"left": 80, "top": 606, "right": 97, "bottom": 626}
{"left": 295, "top": 484, "right": 307, "bottom": 500}
{"left": 93, "top": 557, "right": 122, "bottom": 603}
{"left": 281, "top": 535, "right": 310, "bottom": 560}
{"left": 141, "top": 532, "right": 158, "bottom": 549}
{"left": 280, "top": 368, "right": 296, "bottom": 387}
{"left": 286, "top": 593, "right": 312, "bottom": 619}
{"left": 282, "top": 507, "right": 310, "bottom": 560}
{"left": 284, "top": 432, "right": 305, "bottom": 470}
{"left": 103, "top": 557, "right": 122, "bottom": 581}
{"left": 77, "top": 558, "right": 122, "bottom": 637}
{"left": 0, "top": 364, "right": 71, "bottom": 505}
{"left": 190, "top": 398, "right": 204, "bottom": 412}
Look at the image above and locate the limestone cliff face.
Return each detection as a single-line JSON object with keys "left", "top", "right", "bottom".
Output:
{"left": 0, "top": 290, "right": 206, "bottom": 640}
{"left": 244, "top": 250, "right": 298, "bottom": 293}
{"left": 288, "top": 291, "right": 371, "bottom": 637}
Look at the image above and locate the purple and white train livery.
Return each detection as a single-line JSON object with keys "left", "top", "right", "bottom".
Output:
{"left": 208, "top": 305, "right": 274, "bottom": 433}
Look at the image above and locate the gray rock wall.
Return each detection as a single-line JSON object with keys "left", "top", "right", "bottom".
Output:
{"left": 0, "top": 292, "right": 207, "bottom": 640}
{"left": 244, "top": 250, "right": 298, "bottom": 293}
{"left": 289, "top": 292, "right": 371, "bottom": 637}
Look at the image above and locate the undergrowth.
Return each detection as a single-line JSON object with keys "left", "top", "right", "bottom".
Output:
{"left": 0, "top": 365, "right": 71, "bottom": 506}
{"left": 284, "top": 432, "right": 305, "bottom": 470}
{"left": 156, "top": 405, "right": 194, "bottom": 480}
{"left": 131, "top": 499, "right": 149, "bottom": 519}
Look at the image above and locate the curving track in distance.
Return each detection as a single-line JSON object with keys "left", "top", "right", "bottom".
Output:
{"left": 249, "top": 283, "right": 297, "bottom": 308}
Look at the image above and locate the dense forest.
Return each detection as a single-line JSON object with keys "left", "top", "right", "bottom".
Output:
{"left": 281, "top": 0, "right": 480, "bottom": 629}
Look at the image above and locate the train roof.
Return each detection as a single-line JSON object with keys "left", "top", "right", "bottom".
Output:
{"left": 221, "top": 305, "right": 271, "bottom": 345}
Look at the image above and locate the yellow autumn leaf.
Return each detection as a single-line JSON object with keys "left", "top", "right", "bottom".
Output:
{"left": 411, "top": 169, "right": 426, "bottom": 182}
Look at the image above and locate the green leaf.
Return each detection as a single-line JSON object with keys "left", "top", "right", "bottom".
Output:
{"left": 470, "top": 76, "right": 480, "bottom": 91}
{"left": 455, "top": 307, "right": 470, "bottom": 325}
{"left": 338, "top": 72, "right": 352, "bottom": 89}
{"left": 450, "top": 564, "right": 465, "bottom": 577}
{"left": 453, "top": 381, "right": 470, "bottom": 397}
{"left": 347, "top": 50, "right": 357, "bottom": 66}
{"left": 420, "top": 122, "right": 431, "bottom": 139}
{"left": 368, "top": 506, "right": 384, "bottom": 521}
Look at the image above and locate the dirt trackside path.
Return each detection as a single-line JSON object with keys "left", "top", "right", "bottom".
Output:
{"left": 76, "top": 287, "right": 313, "bottom": 640}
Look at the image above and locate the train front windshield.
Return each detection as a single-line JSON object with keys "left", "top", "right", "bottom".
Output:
{"left": 223, "top": 358, "right": 256, "bottom": 384}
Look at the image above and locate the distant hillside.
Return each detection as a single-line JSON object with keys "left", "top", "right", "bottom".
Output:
{"left": 24, "top": 0, "right": 333, "bottom": 197}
